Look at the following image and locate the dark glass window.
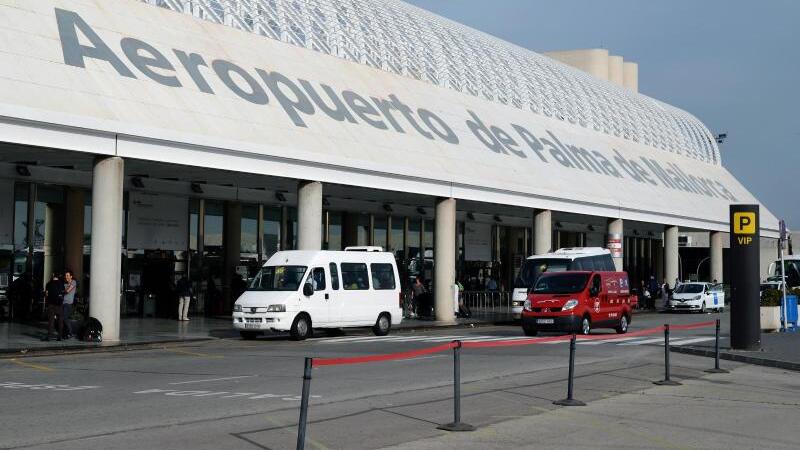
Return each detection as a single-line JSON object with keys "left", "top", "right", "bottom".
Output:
{"left": 370, "top": 263, "right": 396, "bottom": 290}
{"left": 341, "top": 263, "right": 369, "bottom": 290}
{"left": 329, "top": 262, "right": 339, "bottom": 290}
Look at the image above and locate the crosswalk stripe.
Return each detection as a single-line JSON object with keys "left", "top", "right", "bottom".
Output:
{"left": 578, "top": 337, "right": 639, "bottom": 345}
{"left": 618, "top": 337, "right": 666, "bottom": 346}
{"left": 670, "top": 337, "right": 715, "bottom": 346}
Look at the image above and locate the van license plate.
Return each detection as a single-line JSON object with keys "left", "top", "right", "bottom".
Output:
{"left": 244, "top": 323, "right": 261, "bottom": 329}
{"left": 536, "top": 319, "right": 554, "bottom": 324}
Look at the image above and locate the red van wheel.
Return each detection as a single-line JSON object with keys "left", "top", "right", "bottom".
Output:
{"left": 581, "top": 316, "right": 591, "bottom": 335}
{"left": 615, "top": 315, "right": 629, "bottom": 334}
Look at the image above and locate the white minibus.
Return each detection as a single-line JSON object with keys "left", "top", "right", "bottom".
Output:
{"left": 233, "top": 250, "right": 403, "bottom": 340}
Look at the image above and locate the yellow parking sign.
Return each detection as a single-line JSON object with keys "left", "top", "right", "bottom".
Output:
{"left": 733, "top": 212, "right": 756, "bottom": 234}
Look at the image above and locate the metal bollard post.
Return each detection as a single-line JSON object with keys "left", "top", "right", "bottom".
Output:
{"left": 705, "top": 319, "right": 729, "bottom": 374}
{"left": 296, "top": 357, "right": 313, "bottom": 450}
{"left": 654, "top": 324, "right": 682, "bottom": 386}
{"left": 438, "top": 341, "right": 475, "bottom": 431}
{"left": 554, "top": 335, "right": 586, "bottom": 406}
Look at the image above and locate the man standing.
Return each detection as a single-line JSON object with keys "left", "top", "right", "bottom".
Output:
{"left": 43, "top": 272, "right": 65, "bottom": 341}
{"left": 176, "top": 275, "right": 193, "bottom": 321}
{"left": 62, "top": 270, "right": 77, "bottom": 338}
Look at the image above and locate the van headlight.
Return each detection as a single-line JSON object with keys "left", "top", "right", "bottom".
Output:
{"left": 523, "top": 299, "right": 531, "bottom": 311}
{"left": 267, "top": 304, "right": 286, "bottom": 312}
{"left": 563, "top": 299, "right": 579, "bottom": 311}
{"left": 233, "top": 304, "right": 242, "bottom": 312}
{"left": 693, "top": 295, "right": 702, "bottom": 300}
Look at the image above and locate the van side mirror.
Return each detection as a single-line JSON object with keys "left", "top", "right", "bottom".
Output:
{"left": 303, "top": 283, "right": 314, "bottom": 296}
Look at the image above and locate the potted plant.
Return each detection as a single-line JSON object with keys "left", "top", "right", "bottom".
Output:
{"left": 760, "top": 289, "right": 782, "bottom": 332}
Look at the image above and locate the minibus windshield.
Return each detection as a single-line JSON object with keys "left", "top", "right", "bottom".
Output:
{"left": 248, "top": 266, "right": 307, "bottom": 291}
{"left": 514, "top": 258, "right": 572, "bottom": 288}
{"left": 532, "top": 273, "right": 590, "bottom": 294}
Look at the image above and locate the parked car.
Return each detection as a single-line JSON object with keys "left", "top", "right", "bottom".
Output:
{"left": 521, "top": 270, "right": 636, "bottom": 336}
{"left": 233, "top": 250, "right": 403, "bottom": 340}
{"left": 665, "top": 282, "right": 724, "bottom": 313}
{"left": 511, "top": 248, "right": 616, "bottom": 319}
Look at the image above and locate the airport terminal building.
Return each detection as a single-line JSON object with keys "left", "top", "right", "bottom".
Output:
{"left": 0, "top": 0, "right": 779, "bottom": 341}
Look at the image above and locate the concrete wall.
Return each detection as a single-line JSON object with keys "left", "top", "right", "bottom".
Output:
{"left": 544, "top": 49, "right": 610, "bottom": 81}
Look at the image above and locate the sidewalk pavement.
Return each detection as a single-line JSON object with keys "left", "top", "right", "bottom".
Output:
{"left": 0, "top": 312, "right": 512, "bottom": 355}
{"left": 674, "top": 331, "right": 800, "bottom": 371}
{"left": 378, "top": 363, "right": 800, "bottom": 450}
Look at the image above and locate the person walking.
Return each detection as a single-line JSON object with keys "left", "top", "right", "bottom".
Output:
{"left": 410, "top": 275, "right": 425, "bottom": 318}
{"left": 176, "top": 275, "right": 193, "bottom": 321}
{"left": 647, "top": 276, "right": 660, "bottom": 310}
{"left": 43, "top": 272, "right": 65, "bottom": 341}
{"left": 62, "top": 270, "right": 77, "bottom": 338}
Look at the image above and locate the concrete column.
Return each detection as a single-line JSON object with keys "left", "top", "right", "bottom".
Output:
{"left": 64, "top": 188, "right": 85, "bottom": 296}
{"left": 368, "top": 214, "right": 375, "bottom": 246}
{"left": 623, "top": 62, "right": 639, "bottom": 93}
{"left": 665, "top": 225, "right": 679, "bottom": 285}
{"left": 386, "top": 215, "right": 392, "bottom": 252}
{"left": 534, "top": 209, "right": 552, "bottom": 254}
{"left": 434, "top": 197, "right": 456, "bottom": 323}
{"left": 297, "top": 180, "right": 322, "bottom": 250}
{"left": 223, "top": 201, "right": 241, "bottom": 311}
{"left": 256, "top": 204, "right": 264, "bottom": 264}
{"left": 89, "top": 156, "right": 124, "bottom": 342}
{"left": 403, "top": 217, "right": 409, "bottom": 259}
{"left": 710, "top": 231, "right": 723, "bottom": 283}
{"left": 608, "top": 55, "right": 624, "bottom": 86}
{"left": 607, "top": 218, "right": 624, "bottom": 272}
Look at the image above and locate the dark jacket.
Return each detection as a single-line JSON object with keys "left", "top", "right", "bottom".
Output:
{"left": 45, "top": 279, "right": 65, "bottom": 306}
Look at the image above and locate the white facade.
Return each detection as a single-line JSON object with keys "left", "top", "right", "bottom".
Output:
{"left": 0, "top": 0, "right": 778, "bottom": 236}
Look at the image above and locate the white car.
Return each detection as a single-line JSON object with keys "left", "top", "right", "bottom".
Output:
{"left": 233, "top": 250, "right": 403, "bottom": 340}
{"left": 666, "top": 282, "right": 725, "bottom": 313}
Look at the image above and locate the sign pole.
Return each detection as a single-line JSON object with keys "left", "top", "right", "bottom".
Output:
{"left": 779, "top": 220, "right": 788, "bottom": 331}
{"left": 729, "top": 205, "right": 761, "bottom": 350}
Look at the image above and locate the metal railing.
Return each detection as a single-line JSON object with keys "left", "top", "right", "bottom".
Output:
{"left": 461, "top": 290, "right": 512, "bottom": 313}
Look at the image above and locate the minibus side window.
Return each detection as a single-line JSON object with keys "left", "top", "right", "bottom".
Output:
{"left": 370, "top": 263, "right": 396, "bottom": 290}
{"left": 580, "top": 257, "right": 595, "bottom": 271}
{"left": 341, "top": 263, "right": 370, "bottom": 290}
{"left": 329, "top": 263, "right": 339, "bottom": 290}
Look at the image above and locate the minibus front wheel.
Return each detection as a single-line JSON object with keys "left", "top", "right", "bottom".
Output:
{"left": 290, "top": 313, "right": 312, "bottom": 340}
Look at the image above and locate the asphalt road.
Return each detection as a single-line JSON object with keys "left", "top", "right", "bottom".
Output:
{"left": 0, "top": 311, "right": 729, "bottom": 450}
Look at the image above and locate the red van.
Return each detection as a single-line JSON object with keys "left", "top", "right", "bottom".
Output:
{"left": 520, "top": 271, "right": 636, "bottom": 336}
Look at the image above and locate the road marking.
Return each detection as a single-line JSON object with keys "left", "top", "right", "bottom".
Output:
{"left": 578, "top": 337, "right": 639, "bottom": 345}
{"left": 320, "top": 335, "right": 463, "bottom": 344}
{"left": 618, "top": 337, "right": 666, "bottom": 346}
{"left": 133, "top": 388, "right": 321, "bottom": 401}
{"left": 164, "top": 348, "right": 224, "bottom": 358}
{"left": 1, "top": 381, "right": 99, "bottom": 391}
{"left": 670, "top": 337, "right": 715, "bottom": 346}
{"left": 169, "top": 375, "right": 257, "bottom": 385}
{"left": 10, "top": 358, "right": 54, "bottom": 372}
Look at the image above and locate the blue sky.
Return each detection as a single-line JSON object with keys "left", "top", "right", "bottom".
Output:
{"left": 405, "top": 0, "right": 799, "bottom": 228}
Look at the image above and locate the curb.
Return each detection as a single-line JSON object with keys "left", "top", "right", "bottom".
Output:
{"left": 1, "top": 320, "right": 513, "bottom": 358}
{"left": 0, "top": 337, "right": 215, "bottom": 359}
{"left": 671, "top": 345, "right": 800, "bottom": 372}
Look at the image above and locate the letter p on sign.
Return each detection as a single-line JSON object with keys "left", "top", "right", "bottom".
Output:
{"left": 733, "top": 212, "right": 756, "bottom": 235}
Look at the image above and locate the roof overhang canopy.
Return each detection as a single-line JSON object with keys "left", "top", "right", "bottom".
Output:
{"left": 0, "top": 0, "right": 779, "bottom": 236}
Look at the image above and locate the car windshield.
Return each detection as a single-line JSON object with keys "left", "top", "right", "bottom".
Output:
{"left": 532, "top": 273, "right": 590, "bottom": 294}
{"left": 514, "top": 258, "right": 572, "bottom": 288}
{"left": 248, "top": 266, "right": 307, "bottom": 291}
{"left": 675, "top": 284, "right": 704, "bottom": 294}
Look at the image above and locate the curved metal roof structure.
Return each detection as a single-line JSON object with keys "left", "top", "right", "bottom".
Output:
{"left": 142, "top": 0, "right": 721, "bottom": 165}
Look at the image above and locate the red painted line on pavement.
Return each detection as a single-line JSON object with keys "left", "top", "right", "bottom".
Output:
{"left": 312, "top": 342, "right": 455, "bottom": 367}
{"left": 311, "top": 320, "right": 713, "bottom": 367}
{"left": 669, "top": 320, "right": 716, "bottom": 331}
